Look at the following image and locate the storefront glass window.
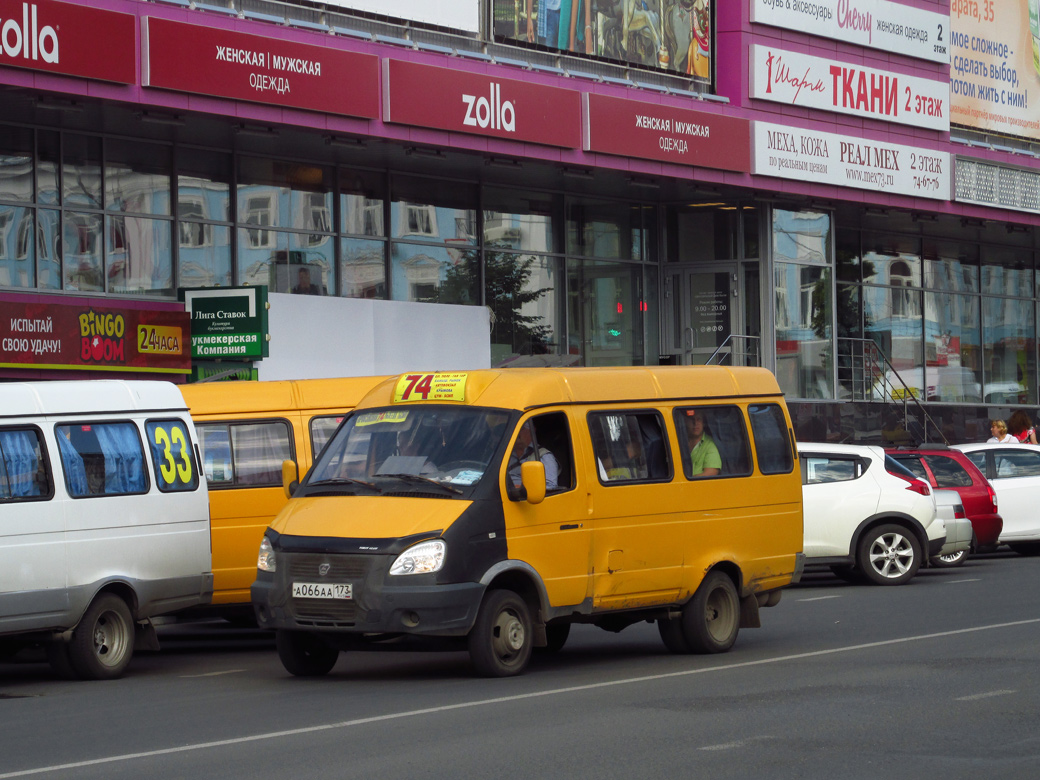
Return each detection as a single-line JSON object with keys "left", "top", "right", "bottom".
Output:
{"left": 37, "top": 208, "right": 60, "bottom": 289}
{"left": 577, "top": 258, "right": 643, "bottom": 366}
{"left": 62, "top": 211, "right": 103, "bottom": 291}
{"left": 105, "top": 140, "right": 170, "bottom": 216}
{"left": 566, "top": 197, "right": 644, "bottom": 261}
{"left": 923, "top": 291, "right": 981, "bottom": 403}
{"left": 238, "top": 157, "right": 333, "bottom": 233}
{"left": 340, "top": 237, "right": 386, "bottom": 298}
{"left": 0, "top": 205, "right": 33, "bottom": 288}
{"left": 106, "top": 216, "right": 172, "bottom": 295}
{"left": 774, "top": 263, "right": 832, "bottom": 399}
{"left": 742, "top": 205, "right": 759, "bottom": 258}
{"left": 0, "top": 126, "right": 33, "bottom": 203}
{"left": 238, "top": 228, "right": 334, "bottom": 296}
{"left": 983, "top": 297, "right": 1036, "bottom": 404}
{"left": 37, "top": 131, "right": 59, "bottom": 207}
{"left": 390, "top": 175, "right": 476, "bottom": 245}
{"left": 179, "top": 223, "right": 231, "bottom": 288}
{"left": 923, "top": 239, "right": 978, "bottom": 292}
{"left": 390, "top": 242, "right": 479, "bottom": 305}
{"left": 62, "top": 134, "right": 102, "bottom": 210}
{"left": 340, "top": 169, "right": 385, "bottom": 237}
{"left": 773, "top": 210, "right": 831, "bottom": 265}
{"left": 178, "top": 148, "right": 231, "bottom": 223}
{"left": 487, "top": 251, "right": 562, "bottom": 366}
{"left": 981, "top": 246, "right": 1032, "bottom": 297}
{"left": 861, "top": 234, "right": 922, "bottom": 287}
{"left": 863, "top": 284, "right": 924, "bottom": 386}
{"left": 835, "top": 229, "right": 861, "bottom": 282}
{"left": 483, "top": 187, "right": 557, "bottom": 253}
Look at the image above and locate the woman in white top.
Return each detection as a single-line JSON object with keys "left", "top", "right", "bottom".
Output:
{"left": 987, "top": 419, "right": 1017, "bottom": 443}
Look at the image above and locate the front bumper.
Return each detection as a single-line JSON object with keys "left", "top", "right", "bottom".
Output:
{"left": 251, "top": 550, "right": 485, "bottom": 637}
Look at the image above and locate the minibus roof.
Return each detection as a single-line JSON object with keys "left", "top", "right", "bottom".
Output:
{"left": 0, "top": 380, "right": 187, "bottom": 419}
{"left": 357, "top": 366, "right": 783, "bottom": 412}
{"left": 181, "top": 377, "right": 388, "bottom": 416}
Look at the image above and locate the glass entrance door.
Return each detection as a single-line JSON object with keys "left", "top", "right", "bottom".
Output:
{"left": 664, "top": 265, "right": 739, "bottom": 365}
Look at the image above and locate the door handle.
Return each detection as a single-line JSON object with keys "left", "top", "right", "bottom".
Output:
{"left": 560, "top": 523, "right": 582, "bottom": 530}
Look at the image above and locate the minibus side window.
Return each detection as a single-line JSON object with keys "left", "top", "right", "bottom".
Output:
{"left": 589, "top": 411, "right": 671, "bottom": 484}
{"left": 674, "top": 406, "right": 752, "bottom": 480}
{"left": 196, "top": 421, "right": 294, "bottom": 488}
{"left": 508, "top": 412, "right": 574, "bottom": 494}
{"left": 55, "top": 422, "right": 148, "bottom": 498}
{"left": 0, "top": 427, "right": 52, "bottom": 501}
{"left": 748, "top": 404, "right": 795, "bottom": 475}
{"left": 145, "top": 420, "right": 201, "bottom": 492}
{"left": 310, "top": 415, "right": 344, "bottom": 458}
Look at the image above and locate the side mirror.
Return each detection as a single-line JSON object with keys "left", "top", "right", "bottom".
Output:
{"left": 282, "top": 459, "right": 299, "bottom": 499}
{"left": 520, "top": 460, "right": 546, "bottom": 505}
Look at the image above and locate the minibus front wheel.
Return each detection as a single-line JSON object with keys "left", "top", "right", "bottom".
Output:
{"left": 468, "top": 589, "right": 533, "bottom": 677}
{"left": 276, "top": 630, "right": 340, "bottom": 677}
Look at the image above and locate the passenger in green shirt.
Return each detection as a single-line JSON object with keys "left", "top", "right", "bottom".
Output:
{"left": 684, "top": 409, "right": 721, "bottom": 477}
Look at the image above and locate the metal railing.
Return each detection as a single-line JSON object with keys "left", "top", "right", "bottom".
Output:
{"left": 704, "top": 335, "right": 762, "bottom": 367}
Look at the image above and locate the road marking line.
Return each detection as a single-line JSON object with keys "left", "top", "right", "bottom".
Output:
{"left": 2, "top": 617, "right": 1038, "bottom": 779}
{"left": 699, "top": 736, "right": 777, "bottom": 751}
{"left": 945, "top": 579, "right": 982, "bottom": 584}
{"left": 956, "top": 689, "right": 1016, "bottom": 701}
{"left": 180, "top": 670, "right": 245, "bottom": 678}
{"left": 797, "top": 595, "right": 843, "bottom": 602}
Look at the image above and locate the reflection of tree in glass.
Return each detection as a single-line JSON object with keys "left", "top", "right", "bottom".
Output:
{"left": 437, "top": 243, "right": 554, "bottom": 355}
{"left": 815, "top": 250, "right": 876, "bottom": 396}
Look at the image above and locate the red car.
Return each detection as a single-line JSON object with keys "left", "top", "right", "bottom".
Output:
{"left": 887, "top": 445, "right": 1003, "bottom": 554}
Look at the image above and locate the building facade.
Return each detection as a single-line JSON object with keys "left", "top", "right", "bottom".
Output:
{"left": 1, "top": 0, "right": 1038, "bottom": 443}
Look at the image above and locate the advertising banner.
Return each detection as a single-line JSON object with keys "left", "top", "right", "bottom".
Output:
{"left": 0, "top": 299, "right": 190, "bottom": 374}
{"left": 583, "top": 93, "right": 749, "bottom": 171}
{"left": 180, "top": 287, "right": 269, "bottom": 361}
{"left": 383, "top": 59, "right": 582, "bottom": 148}
{"left": 950, "top": 0, "right": 1040, "bottom": 141}
{"left": 752, "top": 121, "right": 951, "bottom": 199}
{"left": 142, "top": 17, "right": 380, "bottom": 118}
{"left": 322, "top": 0, "right": 479, "bottom": 33}
{"left": 0, "top": 0, "right": 135, "bottom": 83}
{"left": 492, "top": 0, "right": 712, "bottom": 83}
{"left": 749, "top": 45, "right": 950, "bottom": 131}
{"left": 749, "top": 0, "right": 950, "bottom": 64}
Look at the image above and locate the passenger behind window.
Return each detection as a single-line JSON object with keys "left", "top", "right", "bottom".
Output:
{"left": 682, "top": 409, "right": 721, "bottom": 477}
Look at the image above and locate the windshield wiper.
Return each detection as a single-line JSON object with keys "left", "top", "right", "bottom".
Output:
{"left": 307, "top": 477, "right": 382, "bottom": 494}
{"left": 378, "top": 473, "right": 463, "bottom": 495}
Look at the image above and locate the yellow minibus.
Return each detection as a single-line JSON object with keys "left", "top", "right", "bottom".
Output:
{"left": 181, "top": 377, "right": 385, "bottom": 613}
{"left": 251, "top": 367, "right": 805, "bottom": 676}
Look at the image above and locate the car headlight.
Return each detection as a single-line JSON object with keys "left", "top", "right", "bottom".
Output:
{"left": 257, "top": 536, "right": 276, "bottom": 572}
{"left": 389, "top": 540, "right": 446, "bottom": 576}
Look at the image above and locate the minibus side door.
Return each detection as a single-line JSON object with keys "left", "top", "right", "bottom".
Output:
{"left": 501, "top": 410, "right": 591, "bottom": 610}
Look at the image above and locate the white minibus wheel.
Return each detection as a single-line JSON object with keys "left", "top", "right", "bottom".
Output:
{"left": 69, "top": 594, "right": 135, "bottom": 680}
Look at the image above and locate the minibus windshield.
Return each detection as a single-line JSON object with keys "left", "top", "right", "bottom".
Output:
{"left": 305, "top": 406, "right": 510, "bottom": 495}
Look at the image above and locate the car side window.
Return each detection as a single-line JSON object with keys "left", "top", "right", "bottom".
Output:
{"left": 965, "top": 450, "right": 987, "bottom": 474}
{"left": 801, "top": 455, "right": 861, "bottom": 484}
{"left": 0, "top": 427, "right": 52, "bottom": 502}
{"left": 673, "top": 405, "right": 752, "bottom": 480}
{"left": 55, "top": 421, "right": 148, "bottom": 498}
{"left": 922, "top": 455, "right": 973, "bottom": 487}
{"left": 589, "top": 411, "right": 671, "bottom": 485}
{"left": 748, "top": 404, "right": 794, "bottom": 475}
{"left": 892, "top": 455, "right": 928, "bottom": 482}
{"left": 196, "top": 420, "right": 294, "bottom": 488}
{"left": 994, "top": 449, "right": 1040, "bottom": 478}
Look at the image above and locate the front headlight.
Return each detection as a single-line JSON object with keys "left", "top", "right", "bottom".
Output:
{"left": 389, "top": 539, "right": 446, "bottom": 576}
{"left": 257, "top": 536, "right": 277, "bottom": 572}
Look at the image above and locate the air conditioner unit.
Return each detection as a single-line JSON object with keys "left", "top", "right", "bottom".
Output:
{"left": 484, "top": 226, "right": 521, "bottom": 243}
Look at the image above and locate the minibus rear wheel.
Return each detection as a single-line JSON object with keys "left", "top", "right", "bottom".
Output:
{"left": 69, "top": 594, "right": 135, "bottom": 680}
{"left": 681, "top": 571, "right": 740, "bottom": 654}
{"left": 276, "top": 630, "right": 340, "bottom": 677}
{"left": 468, "top": 589, "right": 533, "bottom": 677}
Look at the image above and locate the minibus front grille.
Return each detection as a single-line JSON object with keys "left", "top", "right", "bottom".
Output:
{"left": 287, "top": 553, "right": 371, "bottom": 579}
{"left": 293, "top": 602, "right": 358, "bottom": 623}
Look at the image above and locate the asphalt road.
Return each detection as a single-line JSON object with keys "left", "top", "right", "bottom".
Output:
{"left": 2, "top": 550, "right": 1039, "bottom": 780}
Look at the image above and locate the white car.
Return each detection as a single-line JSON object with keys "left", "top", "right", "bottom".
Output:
{"left": 932, "top": 489, "right": 973, "bottom": 568}
{"left": 952, "top": 443, "right": 1040, "bottom": 554}
{"left": 800, "top": 443, "right": 945, "bottom": 585}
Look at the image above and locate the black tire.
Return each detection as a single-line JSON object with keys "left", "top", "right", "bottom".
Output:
{"left": 68, "top": 594, "right": 135, "bottom": 680}
{"left": 539, "top": 623, "right": 571, "bottom": 654}
{"left": 657, "top": 616, "right": 692, "bottom": 654}
{"left": 275, "top": 630, "right": 339, "bottom": 677}
{"left": 856, "top": 523, "right": 922, "bottom": 585}
{"left": 681, "top": 571, "right": 740, "bottom": 654}
{"left": 929, "top": 548, "right": 969, "bottom": 568}
{"left": 468, "top": 589, "right": 532, "bottom": 677}
{"left": 830, "top": 565, "right": 864, "bottom": 583}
